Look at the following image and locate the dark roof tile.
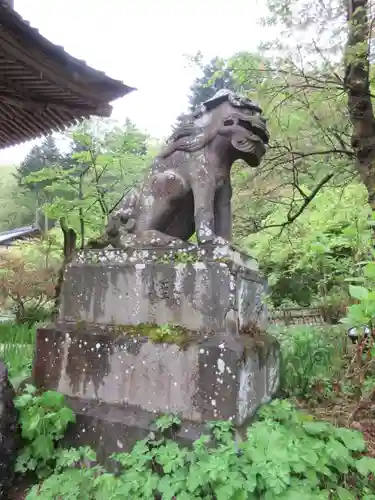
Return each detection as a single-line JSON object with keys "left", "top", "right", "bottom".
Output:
{"left": 0, "top": 2, "right": 136, "bottom": 148}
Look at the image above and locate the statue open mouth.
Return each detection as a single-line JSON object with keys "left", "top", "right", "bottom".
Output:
{"left": 237, "top": 118, "right": 269, "bottom": 145}
{"left": 220, "top": 114, "right": 269, "bottom": 164}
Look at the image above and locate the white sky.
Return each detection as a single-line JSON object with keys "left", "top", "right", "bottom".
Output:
{"left": 0, "top": 0, "right": 273, "bottom": 164}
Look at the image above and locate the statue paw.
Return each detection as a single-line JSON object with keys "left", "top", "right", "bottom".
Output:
{"left": 198, "top": 236, "right": 230, "bottom": 247}
{"left": 212, "top": 236, "right": 230, "bottom": 246}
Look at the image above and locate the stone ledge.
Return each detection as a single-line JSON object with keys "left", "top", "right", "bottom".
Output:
{"left": 74, "top": 241, "right": 259, "bottom": 273}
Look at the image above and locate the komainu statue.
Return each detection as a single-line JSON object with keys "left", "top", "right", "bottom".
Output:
{"left": 106, "top": 89, "right": 269, "bottom": 246}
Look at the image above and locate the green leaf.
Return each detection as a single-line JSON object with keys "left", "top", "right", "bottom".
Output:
{"left": 14, "top": 393, "right": 33, "bottom": 409}
{"left": 302, "top": 421, "right": 333, "bottom": 436}
{"left": 176, "top": 492, "right": 197, "bottom": 500}
{"left": 58, "top": 406, "right": 76, "bottom": 426}
{"left": 356, "top": 456, "right": 375, "bottom": 476}
{"left": 214, "top": 483, "right": 236, "bottom": 500}
{"left": 31, "top": 435, "right": 55, "bottom": 460}
{"left": 364, "top": 262, "right": 375, "bottom": 279}
{"left": 24, "top": 384, "right": 37, "bottom": 395}
{"left": 337, "top": 487, "right": 356, "bottom": 500}
{"left": 25, "top": 411, "right": 42, "bottom": 436}
{"left": 39, "top": 390, "right": 65, "bottom": 410}
{"left": 187, "top": 465, "right": 207, "bottom": 492}
{"left": 335, "top": 427, "right": 366, "bottom": 452}
{"left": 349, "top": 285, "right": 369, "bottom": 301}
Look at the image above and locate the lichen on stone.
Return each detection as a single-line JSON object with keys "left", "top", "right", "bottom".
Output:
{"left": 155, "top": 249, "right": 199, "bottom": 265}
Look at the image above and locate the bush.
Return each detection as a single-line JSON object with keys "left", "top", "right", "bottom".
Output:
{"left": 0, "top": 238, "right": 59, "bottom": 326}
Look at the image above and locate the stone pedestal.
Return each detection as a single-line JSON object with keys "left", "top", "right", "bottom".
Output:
{"left": 33, "top": 241, "right": 280, "bottom": 456}
{"left": 58, "top": 242, "right": 267, "bottom": 334}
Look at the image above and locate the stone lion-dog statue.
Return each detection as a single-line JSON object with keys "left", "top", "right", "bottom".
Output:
{"left": 103, "top": 89, "right": 269, "bottom": 247}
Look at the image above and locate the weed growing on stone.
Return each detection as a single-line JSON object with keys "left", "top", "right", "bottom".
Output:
{"left": 20, "top": 397, "right": 375, "bottom": 499}
{"left": 109, "top": 322, "right": 200, "bottom": 348}
{"left": 146, "top": 323, "right": 196, "bottom": 346}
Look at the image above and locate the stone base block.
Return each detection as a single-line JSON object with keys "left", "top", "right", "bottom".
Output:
{"left": 63, "top": 397, "right": 206, "bottom": 460}
{"left": 33, "top": 325, "right": 280, "bottom": 426}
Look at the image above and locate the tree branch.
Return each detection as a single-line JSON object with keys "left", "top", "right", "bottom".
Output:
{"left": 255, "top": 173, "right": 335, "bottom": 233}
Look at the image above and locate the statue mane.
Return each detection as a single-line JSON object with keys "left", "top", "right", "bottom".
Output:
{"left": 159, "top": 108, "right": 218, "bottom": 159}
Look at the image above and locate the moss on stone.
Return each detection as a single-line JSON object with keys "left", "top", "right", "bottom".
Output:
{"left": 75, "top": 320, "right": 88, "bottom": 331}
{"left": 99, "top": 323, "right": 199, "bottom": 349}
{"left": 239, "top": 323, "right": 279, "bottom": 363}
{"left": 213, "top": 257, "right": 231, "bottom": 265}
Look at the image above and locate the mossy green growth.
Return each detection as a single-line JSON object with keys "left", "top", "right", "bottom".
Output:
{"left": 147, "top": 323, "right": 197, "bottom": 347}
{"left": 75, "top": 320, "right": 88, "bottom": 331}
{"left": 213, "top": 257, "right": 231, "bottom": 264}
{"left": 108, "top": 323, "right": 199, "bottom": 348}
{"left": 71, "top": 321, "right": 199, "bottom": 348}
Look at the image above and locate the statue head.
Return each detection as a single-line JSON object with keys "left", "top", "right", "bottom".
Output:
{"left": 162, "top": 89, "right": 269, "bottom": 168}
{"left": 201, "top": 89, "right": 269, "bottom": 167}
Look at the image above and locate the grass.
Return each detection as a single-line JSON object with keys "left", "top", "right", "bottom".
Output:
{"left": 0, "top": 322, "right": 35, "bottom": 388}
{"left": 268, "top": 324, "right": 347, "bottom": 399}
{"left": 268, "top": 323, "right": 375, "bottom": 453}
{"left": 0, "top": 322, "right": 35, "bottom": 343}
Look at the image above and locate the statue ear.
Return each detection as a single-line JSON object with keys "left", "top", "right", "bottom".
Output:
{"left": 194, "top": 112, "right": 212, "bottom": 128}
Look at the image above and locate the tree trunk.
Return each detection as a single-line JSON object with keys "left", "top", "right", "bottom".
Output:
{"left": 53, "top": 218, "right": 77, "bottom": 317}
{"left": 345, "top": 0, "right": 375, "bottom": 212}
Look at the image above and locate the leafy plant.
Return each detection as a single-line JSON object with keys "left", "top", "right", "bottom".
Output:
{"left": 26, "top": 400, "right": 375, "bottom": 499}
{"left": 155, "top": 414, "right": 182, "bottom": 434}
{"left": 339, "top": 255, "right": 375, "bottom": 416}
{"left": 0, "top": 322, "right": 35, "bottom": 343}
{"left": 146, "top": 323, "right": 195, "bottom": 347}
{"left": 156, "top": 251, "right": 198, "bottom": 265}
{"left": 1, "top": 342, "right": 34, "bottom": 389}
{"left": 343, "top": 254, "right": 375, "bottom": 329}
{"left": 15, "top": 384, "right": 75, "bottom": 479}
